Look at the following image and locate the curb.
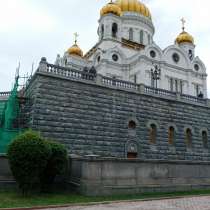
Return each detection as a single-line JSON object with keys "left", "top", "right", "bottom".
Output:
{"left": 1, "top": 194, "right": 210, "bottom": 210}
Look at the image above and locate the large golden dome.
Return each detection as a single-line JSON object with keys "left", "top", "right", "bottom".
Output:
{"left": 176, "top": 31, "right": 194, "bottom": 45}
{"left": 67, "top": 43, "right": 83, "bottom": 57}
{"left": 115, "top": 0, "right": 152, "bottom": 19}
{"left": 100, "top": 2, "right": 122, "bottom": 17}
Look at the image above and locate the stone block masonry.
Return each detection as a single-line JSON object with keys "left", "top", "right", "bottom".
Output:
{"left": 69, "top": 158, "right": 210, "bottom": 196}
{"left": 25, "top": 69, "right": 210, "bottom": 161}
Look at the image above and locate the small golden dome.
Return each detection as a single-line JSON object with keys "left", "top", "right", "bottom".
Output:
{"left": 176, "top": 31, "right": 194, "bottom": 45}
{"left": 115, "top": 0, "right": 152, "bottom": 19}
{"left": 100, "top": 1, "right": 122, "bottom": 17}
{"left": 67, "top": 43, "right": 83, "bottom": 57}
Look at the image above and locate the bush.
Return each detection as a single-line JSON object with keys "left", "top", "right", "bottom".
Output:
{"left": 7, "top": 130, "right": 51, "bottom": 195}
{"left": 41, "top": 140, "right": 68, "bottom": 192}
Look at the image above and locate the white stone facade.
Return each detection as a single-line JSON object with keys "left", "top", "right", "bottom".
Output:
{"left": 58, "top": 6, "right": 207, "bottom": 98}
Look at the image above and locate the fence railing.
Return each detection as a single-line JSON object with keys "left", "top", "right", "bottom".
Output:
{"left": 0, "top": 92, "right": 11, "bottom": 97}
{"left": 102, "top": 76, "right": 139, "bottom": 90}
{"left": 46, "top": 63, "right": 96, "bottom": 81}
{"left": 145, "top": 86, "right": 177, "bottom": 98}
{"left": 37, "top": 62, "right": 208, "bottom": 106}
{"left": 181, "top": 94, "right": 207, "bottom": 105}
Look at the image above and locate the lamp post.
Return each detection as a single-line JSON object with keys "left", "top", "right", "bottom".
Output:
{"left": 151, "top": 64, "right": 161, "bottom": 89}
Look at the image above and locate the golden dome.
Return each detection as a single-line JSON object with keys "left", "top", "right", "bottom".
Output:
{"left": 176, "top": 31, "right": 194, "bottom": 45}
{"left": 115, "top": 0, "right": 152, "bottom": 19}
{"left": 67, "top": 43, "right": 83, "bottom": 57}
{"left": 100, "top": 1, "right": 122, "bottom": 17}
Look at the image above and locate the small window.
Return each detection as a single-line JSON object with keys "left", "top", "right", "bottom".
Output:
{"left": 150, "top": 124, "right": 157, "bottom": 144}
{"left": 140, "top": 30, "right": 144, "bottom": 44}
{"left": 112, "top": 54, "right": 119, "bottom": 62}
{"left": 170, "top": 78, "right": 173, "bottom": 91}
{"left": 186, "top": 128, "right": 192, "bottom": 148}
{"left": 148, "top": 34, "right": 151, "bottom": 44}
{"left": 202, "top": 131, "right": 208, "bottom": 149}
{"left": 128, "top": 120, "right": 136, "bottom": 129}
{"left": 175, "top": 80, "right": 178, "bottom": 92}
{"left": 101, "top": 24, "right": 104, "bottom": 39}
{"left": 112, "top": 23, "right": 118, "bottom": 38}
{"left": 168, "top": 126, "right": 175, "bottom": 145}
{"left": 150, "top": 50, "right": 156, "bottom": 58}
{"left": 195, "top": 84, "right": 199, "bottom": 96}
{"left": 97, "top": 56, "right": 101, "bottom": 63}
{"left": 180, "top": 80, "right": 183, "bottom": 94}
{"left": 194, "top": 64, "right": 200, "bottom": 71}
{"left": 172, "top": 53, "right": 180, "bottom": 63}
{"left": 189, "top": 50, "right": 193, "bottom": 60}
{"left": 134, "top": 75, "right": 137, "bottom": 84}
{"left": 129, "top": 28, "right": 133, "bottom": 41}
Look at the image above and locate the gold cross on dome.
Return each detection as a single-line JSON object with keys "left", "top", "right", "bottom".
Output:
{"left": 181, "top": 17, "right": 186, "bottom": 31}
{"left": 74, "top": 32, "right": 79, "bottom": 44}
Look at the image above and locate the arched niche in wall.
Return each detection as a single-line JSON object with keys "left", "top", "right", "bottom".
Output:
{"left": 146, "top": 120, "right": 160, "bottom": 145}
{"left": 199, "top": 128, "right": 209, "bottom": 149}
{"left": 125, "top": 140, "right": 139, "bottom": 159}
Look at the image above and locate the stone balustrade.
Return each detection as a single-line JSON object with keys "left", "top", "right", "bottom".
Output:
{"left": 0, "top": 92, "right": 11, "bottom": 100}
{"left": 37, "top": 60, "right": 209, "bottom": 106}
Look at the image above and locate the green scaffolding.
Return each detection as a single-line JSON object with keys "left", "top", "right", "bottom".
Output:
{"left": 0, "top": 77, "right": 22, "bottom": 154}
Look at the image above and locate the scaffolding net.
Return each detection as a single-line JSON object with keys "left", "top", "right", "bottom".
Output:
{"left": 0, "top": 76, "right": 22, "bottom": 154}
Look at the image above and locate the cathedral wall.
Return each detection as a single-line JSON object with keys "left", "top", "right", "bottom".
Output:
{"left": 27, "top": 71, "right": 210, "bottom": 161}
{"left": 69, "top": 157, "right": 210, "bottom": 196}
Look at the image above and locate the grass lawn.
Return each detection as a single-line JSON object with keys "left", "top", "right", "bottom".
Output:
{"left": 1, "top": 189, "right": 210, "bottom": 209}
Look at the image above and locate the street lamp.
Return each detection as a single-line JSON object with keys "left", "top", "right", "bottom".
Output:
{"left": 151, "top": 64, "right": 161, "bottom": 89}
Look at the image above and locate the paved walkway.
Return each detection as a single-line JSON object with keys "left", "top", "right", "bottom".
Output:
{"left": 43, "top": 196, "right": 210, "bottom": 210}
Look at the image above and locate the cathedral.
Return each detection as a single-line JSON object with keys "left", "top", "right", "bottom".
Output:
{"left": 1, "top": 0, "right": 210, "bottom": 195}
{"left": 55, "top": 0, "right": 207, "bottom": 98}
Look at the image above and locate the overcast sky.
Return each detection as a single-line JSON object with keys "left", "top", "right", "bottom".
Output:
{"left": 0, "top": 0, "right": 210, "bottom": 95}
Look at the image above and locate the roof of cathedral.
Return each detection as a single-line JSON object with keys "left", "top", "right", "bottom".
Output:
{"left": 67, "top": 43, "right": 83, "bottom": 57}
{"left": 100, "top": 0, "right": 151, "bottom": 19}
{"left": 176, "top": 31, "right": 194, "bottom": 45}
{"left": 100, "top": 1, "right": 122, "bottom": 17}
{"left": 115, "top": 0, "right": 151, "bottom": 19}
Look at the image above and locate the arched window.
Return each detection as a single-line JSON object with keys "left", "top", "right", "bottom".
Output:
{"left": 128, "top": 120, "right": 136, "bottom": 129}
{"left": 150, "top": 124, "right": 157, "bottom": 144}
{"left": 140, "top": 30, "right": 144, "bottom": 44}
{"left": 186, "top": 128, "right": 192, "bottom": 148}
{"left": 112, "top": 23, "right": 118, "bottom": 38}
{"left": 168, "top": 126, "right": 175, "bottom": 145}
{"left": 148, "top": 34, "right": 151, "bottom": 44}
{"left": 202, "top": 131, "right": 208, "bottom": 149}
{"left": 129, "top": 28, "right": 133, "bottom": 41}
{"left": 101, "top": 24, "right": 104, "bottom": 39}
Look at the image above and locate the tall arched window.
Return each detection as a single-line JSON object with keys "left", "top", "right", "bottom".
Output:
{"left": 202, "top": 131, "right": 208, "bottom": 149}
{"left": 129, "top": 28, "right": 133, "bottom": 41}
{"left": 168, "top": 126, "right": 175, "bottom": 145}
{"left": 140, "top": 30, "right": 144, "bottom": 44}
{"left": 112, "top": 23, "right": 118, "bottom": 38}
{"left": 150, "top": 124, "right": 157, "bottom": 144}
{"left": 148, "top": 34, "right": 151, "bottom": 44}
{"left": 101, "top": 24, "right": 104, "bottom": 39}
{"left": 186, "top": 128, "right": 192, "bottom": 148}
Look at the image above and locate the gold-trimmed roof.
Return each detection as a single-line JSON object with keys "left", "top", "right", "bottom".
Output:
{"left": 67, "top": 43, "right": 83, "bottom": 57}
{"left": 176, "top": 31, "right": 194, "bottom": 45}
{"left": 115, "top": 0, "right": 152, "bottom": 19}
{"left": 100, "top": 1, "right": 122, "bottom": 17}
